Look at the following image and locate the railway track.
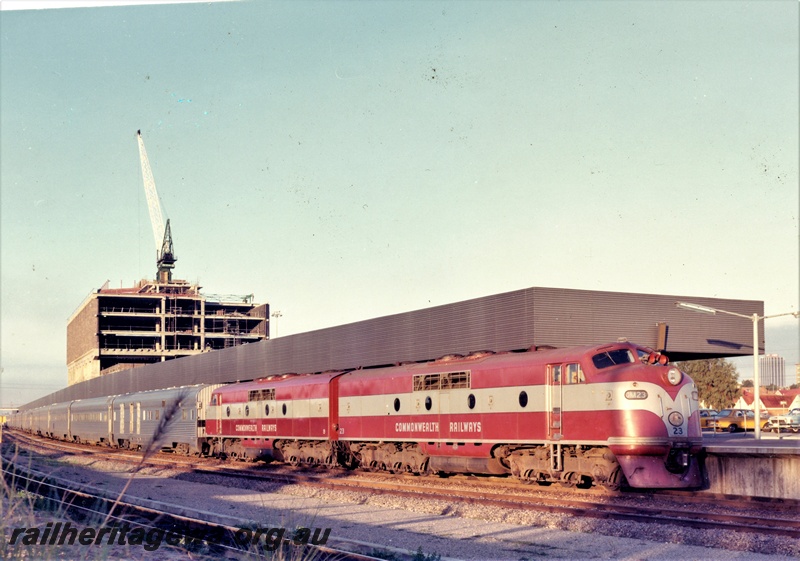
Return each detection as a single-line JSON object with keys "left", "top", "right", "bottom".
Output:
{"left": 5, "top": 430, "right": 799, "bottom": 541}
{"left": 2, "top": 454, "right": 385, "bottom": 561}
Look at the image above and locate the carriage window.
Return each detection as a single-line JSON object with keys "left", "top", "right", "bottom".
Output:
{"left": 592, "top": 349, "right": 635, "bottom": 369}
{"left": 565, "top": 364, "right": 585, "bottom": 384}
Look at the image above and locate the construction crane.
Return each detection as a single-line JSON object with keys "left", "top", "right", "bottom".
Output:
{"left": 137, "top": 130, "right": 177, "bottom": 283}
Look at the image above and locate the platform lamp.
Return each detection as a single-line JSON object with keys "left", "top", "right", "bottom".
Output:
{"left": 675, "top": 301, "right": 800, "bottom": 440}
{"left": 271, "top": 310, "right": 283, "bottom": 338}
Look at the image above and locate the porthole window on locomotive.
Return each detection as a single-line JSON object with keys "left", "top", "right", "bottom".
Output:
{"left": 393, "top": 398, "right": 400, "bottom": 412}
{"left": 245, "top": 405, "right": 249, "bottom": 417}
{"left": 425, "top": 396, "right": 432, "bottom": 411}
{"left": 519, "top": 391, "right": 528, "bottom": 408}
{"left": 226, "top": 406, "right": 230, "bottom": 417}
{"left": 282, "top": 403, "right": 287, "bottom": 415}
{"left": 265, "top": 404, "right": 270, "bottom": 416}
{"left": 467, "top": 394, "right": 476, "bottom": 409}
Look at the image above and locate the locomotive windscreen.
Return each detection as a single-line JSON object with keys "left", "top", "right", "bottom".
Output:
{"left": 592, "top": 349, "right": 635, "bottom": 369}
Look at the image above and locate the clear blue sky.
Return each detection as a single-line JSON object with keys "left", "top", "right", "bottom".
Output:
{"left": 1, "top": 0, "right": 798, "bottom": 406}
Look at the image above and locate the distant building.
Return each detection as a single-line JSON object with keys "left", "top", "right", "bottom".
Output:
{"left": 67, "top": 279, "right": 268, "bottom": 385}
{"left": 760, "top": 354, "right": 786, "bottom": 388}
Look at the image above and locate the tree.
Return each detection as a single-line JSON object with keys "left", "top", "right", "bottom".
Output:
{"left": 741, "top": 379, "right": 754, "bottom": 388}
{"left": 676, "top": 358, "right": 741, "bottom": 410}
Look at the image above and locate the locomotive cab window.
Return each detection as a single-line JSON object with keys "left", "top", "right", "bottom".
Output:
{"left": 592, "top": 349, "right": 635, "bottom": 369}
{"left": 565, "top": 364, "right": 585, "bottom": 384}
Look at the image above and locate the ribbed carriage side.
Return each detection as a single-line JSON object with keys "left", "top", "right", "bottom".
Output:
{"left": 70, "top": 396, "right": 114, "bottom": 445}
{"left": 48, "top": 401, "right": 72, "bottom": 440}
{"left": 112, "top": 385, "right": 217, "bottom": 453}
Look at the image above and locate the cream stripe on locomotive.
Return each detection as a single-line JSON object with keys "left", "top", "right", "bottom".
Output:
{"left": 213, "top": 397, "right": 329, "bottom": 421}
{"left": 339, "top": 380, "right": 696, "bottom": 433}
{"left": 340, "top": 385, "right": 545, "bottom": 417}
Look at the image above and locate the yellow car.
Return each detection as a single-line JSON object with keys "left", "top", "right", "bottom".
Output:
{"left": 713, "top": 408, "right": 770, "bottom": 433}
{"left": 698, "top": 409, "right": 718, "bottom": 429}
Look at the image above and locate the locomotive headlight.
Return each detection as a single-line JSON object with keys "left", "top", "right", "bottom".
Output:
{"left": 668, "top": 411, "right": 684, "bottom": 426}
{"left": 666, "top": 367, "right": 682, "bottom": 386}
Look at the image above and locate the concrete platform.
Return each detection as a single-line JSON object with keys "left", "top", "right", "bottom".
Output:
{"left": 701, "top": 432, "right": 799, "bottom": 500}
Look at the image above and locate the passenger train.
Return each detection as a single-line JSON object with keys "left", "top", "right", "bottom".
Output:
{"left": 7, "top": 342, "right": 704, "bottom": 489}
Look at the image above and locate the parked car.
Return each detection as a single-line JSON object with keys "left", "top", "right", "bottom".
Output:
{"left": 698, "top": 409, "right": 718, "bottom": 429}
{"left": 764, "top": 412, "right": 800, "bottom": 433}
{"left": 713, "top": 409, "right": 770, "bottom": 433}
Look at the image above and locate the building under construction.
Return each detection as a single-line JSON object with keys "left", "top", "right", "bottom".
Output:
{"left": 67, "top": 280, "right": 268, "bottom": 385}
{"left": 65, "top": 131, "right": 269, "bottom": 386}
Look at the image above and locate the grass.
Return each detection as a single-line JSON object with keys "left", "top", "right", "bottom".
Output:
{"left": 2, "top": 397, "right": 336, "bottom": 560}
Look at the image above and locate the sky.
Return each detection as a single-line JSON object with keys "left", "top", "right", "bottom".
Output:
{"left": 1, "top": 0, "right": 798, "bottom": 407}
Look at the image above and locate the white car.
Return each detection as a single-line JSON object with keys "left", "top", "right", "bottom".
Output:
{"left": 764, "top": 413, "right": 800, "bottom": 433}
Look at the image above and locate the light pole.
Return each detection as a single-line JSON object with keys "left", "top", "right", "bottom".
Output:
{"left": 676, "top": 301, "right": 799, "bottom": 439}
{"left": 271, "top": 310, "right": 283, "bottom": 338}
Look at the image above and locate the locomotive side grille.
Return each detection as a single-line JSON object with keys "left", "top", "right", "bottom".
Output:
{"left": 413, "top": 371, "right": 471, "bottom": 391}
{"left": 248, "top": 388, "right": 275, "bottom": 402}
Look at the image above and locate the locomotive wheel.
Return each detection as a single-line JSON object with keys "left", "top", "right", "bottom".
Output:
{"left": 559, "top": 472, "right": 576, "bottom": 487}
{"left": 602, "top": 467, "right": 623, "bottom": 491}
{"left": 576, "top": 475, "right": 593, "bottom": 489}
{"left": 728, "top": 425, "right": 738, "bottom": 433}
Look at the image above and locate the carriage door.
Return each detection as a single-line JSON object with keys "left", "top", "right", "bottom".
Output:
{"left": 547, "top": 364, "right": 563, "bottom": 440}
{"left": 119, "top": 403, "right": 125, "bottom": 435}
{"left": 215, "top": 397, "right": 223, "bottom": 435}
{"left": 107, "top": 404, "right": 113, "bottom": 441}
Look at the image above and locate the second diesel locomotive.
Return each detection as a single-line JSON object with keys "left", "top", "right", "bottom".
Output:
{"left": 9, "top": 342, "right": 704, "bottom": 489}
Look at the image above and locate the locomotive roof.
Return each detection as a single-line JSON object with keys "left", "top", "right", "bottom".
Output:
{"left": 211, "top": 342, "right": 654, "bottom": 389}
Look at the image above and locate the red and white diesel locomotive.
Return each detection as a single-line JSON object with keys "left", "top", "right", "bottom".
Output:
{"left": 206, "top": 341, "right": 703, "bottom": 489}
{"left": 9, "top": 342, "right": 704, "bottom": 490}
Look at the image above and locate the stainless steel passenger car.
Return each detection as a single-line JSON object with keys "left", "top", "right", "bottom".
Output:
{"left": 70, "top": 396, "right": 115, "bottom": 445}
{"left": 112, "top": 385, "right": 221, "bottom": 454}
{"left": 11, "top": 384, "right": 221, "bottom": 456}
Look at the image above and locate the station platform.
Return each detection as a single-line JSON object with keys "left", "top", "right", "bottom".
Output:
{"left": 700, "top": 431, "right": 799, "bottom": 500}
